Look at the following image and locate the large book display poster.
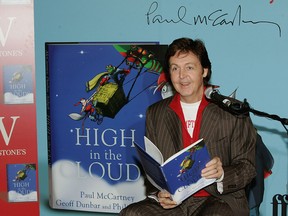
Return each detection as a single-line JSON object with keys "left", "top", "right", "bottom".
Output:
{"left": 0, "top": 1, "right": 40, "bottom": 216}
{"left": 45, "top": 43, "right": 168, "bottom": 213}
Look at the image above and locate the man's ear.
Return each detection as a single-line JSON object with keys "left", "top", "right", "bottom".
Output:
{"left": 203, "top": 68, "right": 208, "bottom": 78}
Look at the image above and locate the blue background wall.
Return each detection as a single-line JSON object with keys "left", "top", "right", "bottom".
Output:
{"left": 34, "top": 0, "right": 288, "bottom": 215}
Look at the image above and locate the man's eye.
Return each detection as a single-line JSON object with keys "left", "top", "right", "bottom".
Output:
{"left": 186, "top": 66, "right": 193, "bottom": 71}
{"left": 171, "top": 67, "right": 179, "bottom": 72}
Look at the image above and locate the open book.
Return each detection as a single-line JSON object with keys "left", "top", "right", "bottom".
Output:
{"left": 134, "top": 136, "right": 216, "bottom": 204}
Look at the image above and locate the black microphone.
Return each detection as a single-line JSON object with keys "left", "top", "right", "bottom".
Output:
{"left": 204, "top": 87, "right": 249, "bottom": 114}
{"left": 205, "top": 87, "right": 232, "bottom": 107}
{"left": 205, "top": 87, "right": 288, "bottom": 129}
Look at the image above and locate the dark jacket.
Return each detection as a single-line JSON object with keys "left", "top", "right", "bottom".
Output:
{"left": 145, "top": 96, "right": 257, "bottom": 216}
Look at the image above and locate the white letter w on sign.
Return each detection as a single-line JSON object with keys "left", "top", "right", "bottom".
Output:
{"left": 0, "top": 116, "right": 20, "bottom": 146}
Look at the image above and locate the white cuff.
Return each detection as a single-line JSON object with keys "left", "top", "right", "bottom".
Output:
{"left": 216, "top": 173, "right": 224, "bottom": 194}
{"left": 216, "top": 173, "right": 224, "bottom": 182}
{"left": 148, "top": 192, "right": 159, "bottom": 202}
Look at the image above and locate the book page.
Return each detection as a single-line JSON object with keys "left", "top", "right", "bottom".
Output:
{"left": 144, "top": 136, "right": 164, "bottom": 165}
{"left": 162, "top": 138, "right": 204, "bottom": 166}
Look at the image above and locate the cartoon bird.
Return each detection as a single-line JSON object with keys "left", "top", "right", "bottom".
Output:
{"left": 153, "top": 72, "right": 175, "bottom": 99}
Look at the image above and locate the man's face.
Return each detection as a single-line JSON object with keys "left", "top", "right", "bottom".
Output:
{"left": 169, "top": 51, "right": 208, "bottom": 103}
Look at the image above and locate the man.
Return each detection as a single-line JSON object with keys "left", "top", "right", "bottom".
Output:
{"left": 120, "top": 37, "right": 256, "bottom": 216}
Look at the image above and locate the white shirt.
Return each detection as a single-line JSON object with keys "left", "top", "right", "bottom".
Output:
{"left": 180, "top": 100, "right": 200, "bottom": 137}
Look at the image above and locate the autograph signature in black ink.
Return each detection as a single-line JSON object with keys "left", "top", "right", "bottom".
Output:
{"left": 145, "top": 2, "right": 281, "bottom": 37}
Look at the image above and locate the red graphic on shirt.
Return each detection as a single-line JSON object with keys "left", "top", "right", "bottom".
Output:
{"left": 186, "top": 120, "right": 196, "bottom": 129}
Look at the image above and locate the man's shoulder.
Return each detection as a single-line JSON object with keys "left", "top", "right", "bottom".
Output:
{"left": 205, "top": 102, "right": 251, "bottom": 120}
{"left": 149, "top": 96, "right": 173, "bottom": 109}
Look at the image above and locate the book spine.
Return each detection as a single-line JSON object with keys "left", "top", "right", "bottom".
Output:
{"left": 45, "top": 44, "right": 52, "bottom": 168}
{"left": 45, "top": 44, "right": 54, "bottom": 207}
{"left": 160, "top": 167, "right": 172, "bottom": 193}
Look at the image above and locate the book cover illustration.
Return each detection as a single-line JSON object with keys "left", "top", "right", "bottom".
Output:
{"left": 46, "top": 43, "right": 170, "bottom": 213}
{"left": 3, "top": 65, "right": 34, "bottom": 104}
{"left": 134, "top": 137, "right": 216, "bottom": 204}
{"left": 6, "top": 164, "right": 37, "bottom": 202}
